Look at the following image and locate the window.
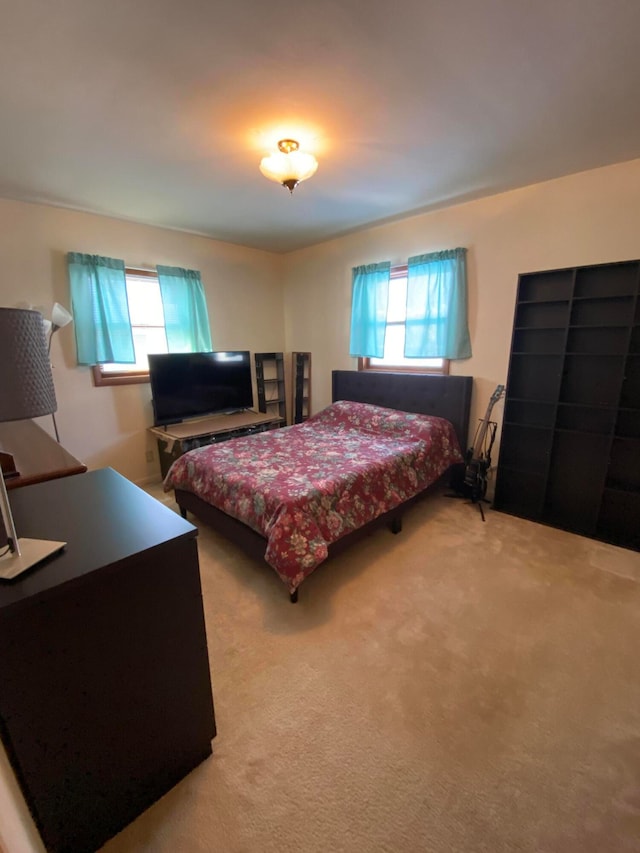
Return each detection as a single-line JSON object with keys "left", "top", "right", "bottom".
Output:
{"left": 358, "top": 266, "right": 448, "bottom": 374}
{"left": 92, "top": 269, "right": 168, "bottom": 386}
{"left": 69, "top": 254, "right": 211, "bottom": 384}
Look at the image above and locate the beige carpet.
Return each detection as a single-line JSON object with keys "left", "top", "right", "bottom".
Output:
{"left": 102, "top": 485, "right": 640, "bottom": 853}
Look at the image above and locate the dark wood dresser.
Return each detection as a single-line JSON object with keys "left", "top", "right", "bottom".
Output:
{"left": 0, "top": 468, "right": 216, "bottom": 853}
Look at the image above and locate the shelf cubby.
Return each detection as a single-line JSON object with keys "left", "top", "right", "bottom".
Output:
{"left": 517, "top": 270, "right": 574, "bottom": 302}
{"left": 497, "top": 424, "right": 553, "bottom": 474}
{"left": 504, "top": 398, "right": 555, "bottom": 429}
{"left": 555, "top": 404, "right": 616, "bottom": 435}
{"left": 515, "top": 301, "right": 569, "bottom": 329}
{"left": 559, "top": 354, "right": 625, "bottom": 407}
{"left": 566, "top": 326, "right": 629, "bottom": 355}
{"left": 490, "top": 466, "right": 546, "bottom": 520}
{"left": 574, "top": 261, "right": 638, "bottom": 298}
{"left": 255, "top": 352, "right": 287, "bottom": 425}
{"left": 570, "top": 296, "right": 634, "bottom": 327}
{"left": 512, "top": 327, "right": 565, "bottom": 354}
{"left": 507, "top": 354, "right": 563, "bottom": 402}
{"left": 292, "top": 352, "right": 311, "bottom": 424}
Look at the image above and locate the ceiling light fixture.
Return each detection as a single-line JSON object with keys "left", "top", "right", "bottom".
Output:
{"left": 259, "top": 139, "right": 318, "bottom": 194}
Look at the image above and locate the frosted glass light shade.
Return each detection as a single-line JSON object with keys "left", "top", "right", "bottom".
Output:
{"left": 51, "top": 302, "right": 73, "bottom": 330}
{"left": 260, "top": 140, "right": 318, "bottom": 192}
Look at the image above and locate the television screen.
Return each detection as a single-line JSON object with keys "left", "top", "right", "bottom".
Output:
{"left": 149, "top": 351, "right": 253, "bottom": 425}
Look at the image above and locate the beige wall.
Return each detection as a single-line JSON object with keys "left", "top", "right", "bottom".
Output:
{"left": 283, "top": 158, "right": 640, "bottom": 454}
{"left": 0, "top": 198, "right": 284, "bottom": 484}
{"left": 0, "top": 741, "right": 44, "bottom": 853}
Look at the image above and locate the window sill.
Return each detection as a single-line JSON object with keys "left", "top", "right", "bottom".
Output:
{"left": 357, "top": 358, "right": 450, "bottom": 375}
{"left": 92, "top": 366, "right": 150, "bottom": 387}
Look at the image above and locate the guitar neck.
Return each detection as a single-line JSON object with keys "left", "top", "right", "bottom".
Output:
{"left": 470, "top": 385, "right": 504, "bottom": 460}
{"left": 473, "top": 424, "right": 491, "bottom": 459}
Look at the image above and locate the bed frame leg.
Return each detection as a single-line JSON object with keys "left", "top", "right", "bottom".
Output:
{"left": 390, "top": 516, "right": 402, "bottom": 534}
{"left": 289, "top": 589, "right": 299, "bottom": 604}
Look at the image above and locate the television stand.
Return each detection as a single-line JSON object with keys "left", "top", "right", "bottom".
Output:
{"left": 149, "top": 410, "right": 281, "bottom": 479}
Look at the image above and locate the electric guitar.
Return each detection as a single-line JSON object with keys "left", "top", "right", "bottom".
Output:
{"left": 463, "top": 384, "right": 505, "bottom": 502}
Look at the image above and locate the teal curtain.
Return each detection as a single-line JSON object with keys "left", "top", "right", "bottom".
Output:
{"left": 157, "top": 266, "right": 212, "bottom": 352}
{"left": 405, "top": 248, "right": 471, "bottom": 359}
{"left": 67, "top": 253, "right": 135, "bottom": 365}
{"left": 349, "top": 262, "right": 391, "bottom": 358}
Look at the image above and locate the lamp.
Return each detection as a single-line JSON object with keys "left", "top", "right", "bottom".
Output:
{"left": 259, "top": 139, "right": 318, "bottom": 194}
{"left": 48, "top": 302, "right": 73, "bottom": 354}
{"left": 0, "top": 308, "right": 66, "bottom": 580}
{"left": 46, "top": 302, "right": 73, "bottom": 441}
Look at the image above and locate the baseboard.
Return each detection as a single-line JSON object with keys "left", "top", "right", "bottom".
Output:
{"left": 136, "top": 474, "right": 163, "bottom": 487}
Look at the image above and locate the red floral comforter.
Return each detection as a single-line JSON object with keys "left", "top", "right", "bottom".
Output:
{"left": 164, "top": 400, "right": 462, "bottom": 592}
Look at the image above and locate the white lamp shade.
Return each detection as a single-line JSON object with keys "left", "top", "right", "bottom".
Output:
{"left": 51, "top": 302, "right": 73, "bottom": 329}
{"left": 260, "top": 150, "right": 318, "bottom": 186}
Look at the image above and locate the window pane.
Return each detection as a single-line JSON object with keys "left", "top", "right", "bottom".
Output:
{"left": 100, "top": 275, "right": 168, "bottom": 374}
{"left": 368, "top": 274, "right": 444, "bottom": 370}
{"left": 100, "top": 327, "right": 168, "bottom": 373}
{"left": 381, "top": 323, "right": 406, "bottom": 362}
{"left": 370, "top": 323, "right": 444, "bottom": 369}
{"left": 133, "top": 326, "right": 168, "bottom": 365}
{"left": 387, "top": 277, "right": 407, "bottom": 323}
{"left": 101, "top": 361, "right": 140, "bottom": 374}
{"left": 126, "top": 275, "right": 165, "bottom": 326}
{"left": 369, "top": 355, "right": 445, "bottom": 369}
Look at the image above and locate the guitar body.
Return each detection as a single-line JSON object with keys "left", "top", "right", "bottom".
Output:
{"left": 462, "top": 454, "right": 490, "bottom": 502}
{"left": 455, "top": 384, "right": 505, "bottom": 503}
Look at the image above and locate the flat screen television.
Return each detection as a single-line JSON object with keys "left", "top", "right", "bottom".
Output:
{"left": 149, "top": 351, "right": 253, "bottom": 426}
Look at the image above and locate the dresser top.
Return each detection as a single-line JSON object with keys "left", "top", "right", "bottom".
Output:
{"left": 1, "top": 468, "right": 196, "bottom": 612}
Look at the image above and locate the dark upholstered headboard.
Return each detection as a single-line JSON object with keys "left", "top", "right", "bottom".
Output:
{"left": 331, "top": 370, "right": 473, "bottom": 450}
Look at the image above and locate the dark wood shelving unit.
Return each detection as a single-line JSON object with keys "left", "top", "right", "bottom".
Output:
{"left": 494, "top": 260, "right": 640, "bottom": 551}
{"left": 292, "top": 352, "right": 311, "bottom": 424}
{"left": 255, "top": 352, "right": 287, "bottom": 425}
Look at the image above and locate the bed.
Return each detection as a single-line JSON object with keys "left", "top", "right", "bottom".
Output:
{"left": 165, "top": 370, "right": 473, "bottom": 601}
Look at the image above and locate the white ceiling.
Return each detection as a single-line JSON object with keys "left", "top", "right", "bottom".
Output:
{"left": 1, "top": 0, "right": 639, "bottom": 253}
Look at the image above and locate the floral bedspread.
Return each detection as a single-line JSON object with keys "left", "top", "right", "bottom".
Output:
{"left": 164, "top": 400, "right": 463, "bottom": 592}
